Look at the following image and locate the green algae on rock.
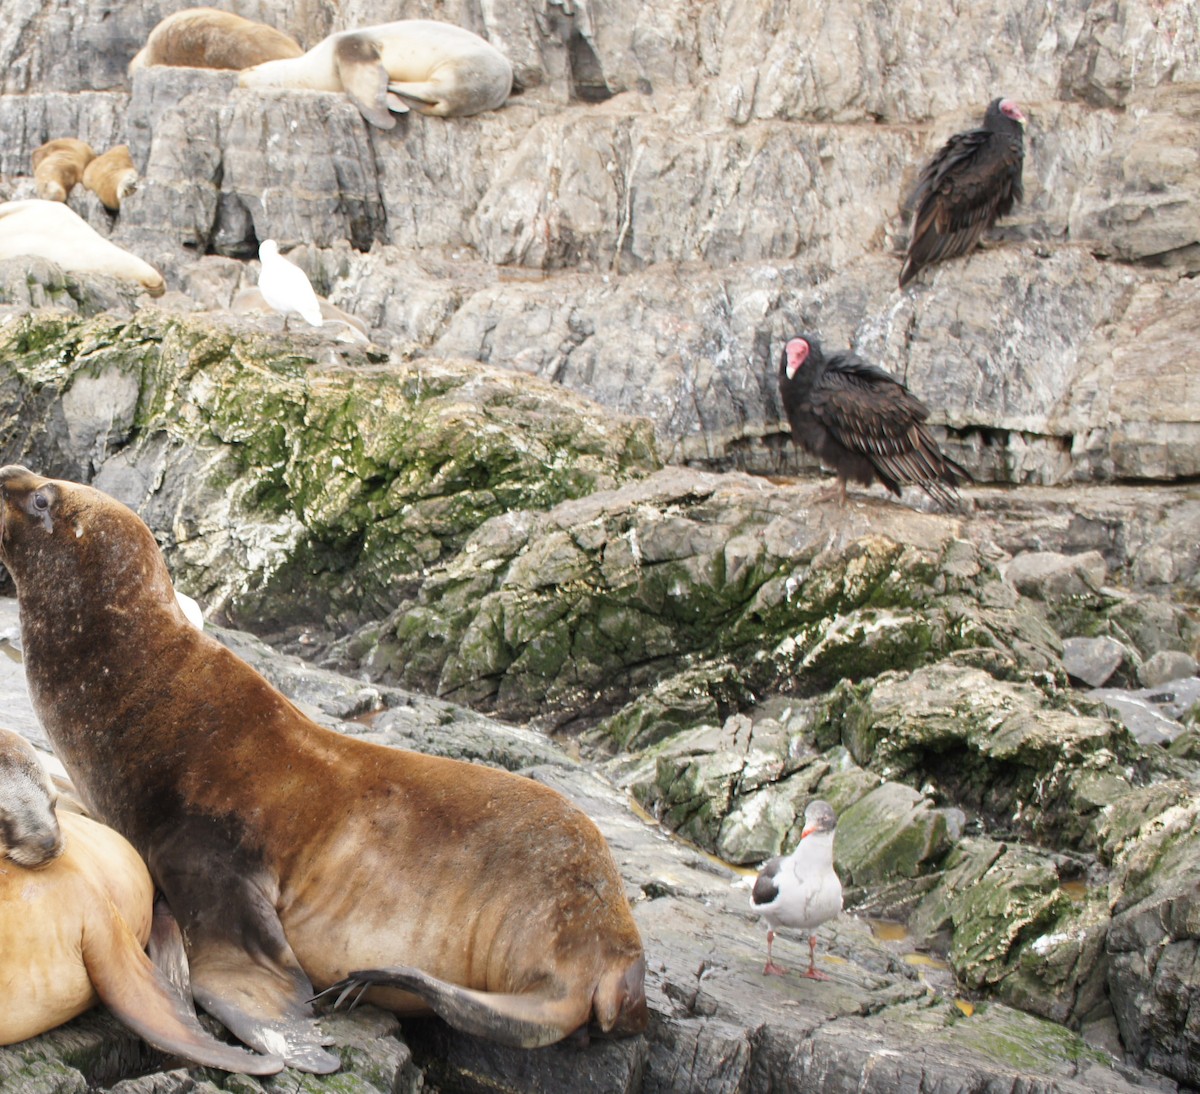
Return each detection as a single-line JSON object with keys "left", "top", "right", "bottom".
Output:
{"left": 0, "top": 308, "right": 660, "bottom": 632}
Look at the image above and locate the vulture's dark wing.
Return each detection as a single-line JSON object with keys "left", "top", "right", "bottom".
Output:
{"left": 810, "top": 355, "right": 968, "bottom": 509}
{"left": 900, "top": 127, "right": 1023, "bottom": 286}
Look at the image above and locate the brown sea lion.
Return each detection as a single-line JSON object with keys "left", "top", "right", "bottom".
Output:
{"left": 82, "top": 145, "right": 139, "bottom": 212}
{"left": 129, "top": 8, "right": 303, "bottom": 75}
{"left": 238, "top": 20, "right": 513, "bottom": 129}
{"left": 0, "top": 468, "right": 648, "bottom": 1074}
{"left": 31, "top": 138, "right": 96, "bottom": 203}
{"left": 0, "top": 200, "right": 165, "bottom": 296}
{"left": 0, "top": 727, "right": 282, "bottom": 1073}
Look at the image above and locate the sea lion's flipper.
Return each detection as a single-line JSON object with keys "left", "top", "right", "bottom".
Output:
{"left": 317, "top": 966, "right": 590, "bottom": 1049}
{"left": 156, "top": 848, "right": 340, "bottom": 1074}
{"left": 385, "top": 91, "right": 412, "bottom": 114}
{"left": 147, "top": 895, "right": 194, "bottom": 1015}
{"left": 82, "top": 897, "right": 285, "bottom": 1075}
{"left": 187, "top": 935, "right": 341, "bottom": 1073}
{"left": 386, "top": 81, "right": 441, "bottom": 115}
{"left": 333, "top": 35, "right": 396, "bottom": 129}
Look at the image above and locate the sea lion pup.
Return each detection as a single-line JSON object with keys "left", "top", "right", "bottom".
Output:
{"left": 239, "top": 20, "right": 513, "bottom": 129}
{"left": 0, "top": 468, "right": 648, "bottom": 1074}
{"left": 82, "top": 145, "right": 139, "bottom": 212}
{"left": 31, "top": 138, "right": 96, "bottom": 203}
{"left": 0, "top": 728, "right": 283, "bottom": 1073}
{"left": 128, "top": 7, "right": 303, "bottom": 74}
{"left": 0, "top": 200, "right": 165, "bottom": 296}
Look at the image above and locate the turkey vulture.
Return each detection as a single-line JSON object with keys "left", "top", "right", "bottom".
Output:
{"left": 778, "top": 333, "right": 970, "bottom": 509}
{"left": 899, "top": 97, "right": 1026, "bottom": 288}
{"left": 750, "top": 800, "right": 842, "bottom": 979}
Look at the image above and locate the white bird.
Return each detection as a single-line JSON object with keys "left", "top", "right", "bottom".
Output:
{"left": 257, "top": 239, "right": 323, "bottom": 330}
{"left": 750, "top": 799, "right": 843, "bottom": 979}
{"left": 174, "top": 589, "right": 204, "bottom": 631}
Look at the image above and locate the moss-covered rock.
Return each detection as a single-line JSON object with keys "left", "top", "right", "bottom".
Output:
{"left": 342, "top": 470, "right": 1073, "bottom": 729}
{"left": 0, "top": 309, "right": 660, "bottom": 631}
{"left": 1106, "top": 798, "right": 1200, "bottom": 1087}
{"left": 825, "top": 663, "right": 1154, "bottom": 844}
{"left": 834, "top": 782, "right": 956, "bottom": 888}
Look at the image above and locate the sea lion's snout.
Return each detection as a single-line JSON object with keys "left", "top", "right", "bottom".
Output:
{"left": 0, "top": 728, "right": 65, "bottom": 868}
{"left": 0, "top": 464, "right": 36, "bottom": 488}
{"left": 4, "top": 816, "right": 65, "bottom": 868}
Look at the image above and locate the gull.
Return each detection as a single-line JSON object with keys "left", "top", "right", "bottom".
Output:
{"left": 257, "top": 239, "right": 322, "bottom": 330}
{"left": 750, "top": 799, "right": 843, "bottom": 978}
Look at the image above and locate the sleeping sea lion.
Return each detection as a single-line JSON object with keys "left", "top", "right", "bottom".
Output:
{"left": 0, "top": 200, "right": 165, "bottom": 295}
{"left": 238, "top": 20, "right": 513, "bottom": 128}
{"left": 0, "top": 468, "right": 648, "bottom": 1074}
{"left": 82, "top": 145, "right": 139, "bottom": 212}
{"left": 0, "top": 727, "right": 282, "bottom": 1073}
{"left": 129, "top": 8, "right": 304, "bottom": 74}
{"left": 31, "top": 138, "right": 96, "bottom": 203}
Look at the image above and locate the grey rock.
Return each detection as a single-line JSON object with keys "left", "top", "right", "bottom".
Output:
{"left": 1062, "top": 635, "right": 1131, "bottom": 687}
{"left": 1088, "top": 675, "right": 1200, "bottom": 747}
{"left": 1138, "top": 649, "right": 1198, "bottom": 688}
{"left": 1004, "top": 550, "right": 1108, "bottom": 601}
{"left": 834, "top": 781, "right": 954, "bottom": 889}
{"left": 1107, "top": 798, "right": 1200, "bottom": 1088}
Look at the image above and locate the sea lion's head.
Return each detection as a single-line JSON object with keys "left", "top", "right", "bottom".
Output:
{"left": 0, "top": 465, "right": 174, "bottom": 609}
{"left": 0, "top": 466, "right": 66, "bottom": 580}
{"left": 0, "top": 727, "right": 63, "bottom": 867}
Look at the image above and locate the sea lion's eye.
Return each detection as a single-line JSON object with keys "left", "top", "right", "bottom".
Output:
{"left": 33, "top": 493, "right": 48, "bottom": 511}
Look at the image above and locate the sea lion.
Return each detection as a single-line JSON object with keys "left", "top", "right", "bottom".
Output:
{"left": 238, "top": 20, "right": 513, "bottom": 129}
{"left": 0, "top": 727, "right": 283, "bottom": 1072}
{"left": 0, "top": 725, "right": 63, "bottom": 867}
{"left": 0, "top": 468, "right": 648, "bottom": 1074}
{"left": 129, "top": 8, "right": 303, "bottom": 75}
{"left": 0, "top": 200, "right": 165, "bottom": 296}
{"left": 31, "top": 138, "right": 96, "bottom": 203}
{"left": 82, "top": 145, "right": 139, "bottom": 212}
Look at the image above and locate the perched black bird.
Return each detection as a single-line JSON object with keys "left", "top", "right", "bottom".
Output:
{"left": 778, "top": 333, "right": 970, "bottom": 509}
{"left": 899, "top": 97, "right": 1026, "bottom": 288}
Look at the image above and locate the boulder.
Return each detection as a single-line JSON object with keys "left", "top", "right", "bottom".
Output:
{"left": 1138, "top": 649, "right": 1198, "bottom": 687}
{"left": 1061, "top": 635, "right": 1132, "bottom": 687}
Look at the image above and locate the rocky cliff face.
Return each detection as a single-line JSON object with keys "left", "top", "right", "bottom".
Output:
{"left": 1, "top": 1, "right": 1199, "bottom": 1092}
{"left": 0, "top": 0, "right": 1197, "bottom": 479}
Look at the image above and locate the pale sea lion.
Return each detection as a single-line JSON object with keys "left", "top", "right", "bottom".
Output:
{"left": 0, "top": 727, "right": 282, "bottom": 1072}
{"left": 239, "top": 20, "right": 513, "bottom": 129}
{"left": 31, "top": 138, "right": 96, "bottom": 203}
{"left": 129, "top": 8, "right": 303, "bottom": 75}
{"left": 82, "top": 145, "right": 139, "bottom": 212}
{"left": 0, "top": 468, "right": 648, "bottom": 1074}
{"left": 0, "top": 725, "right": 63, "bottom": 867}
{"left": 0, "top": 200, "right": 165, "bottom": 296}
